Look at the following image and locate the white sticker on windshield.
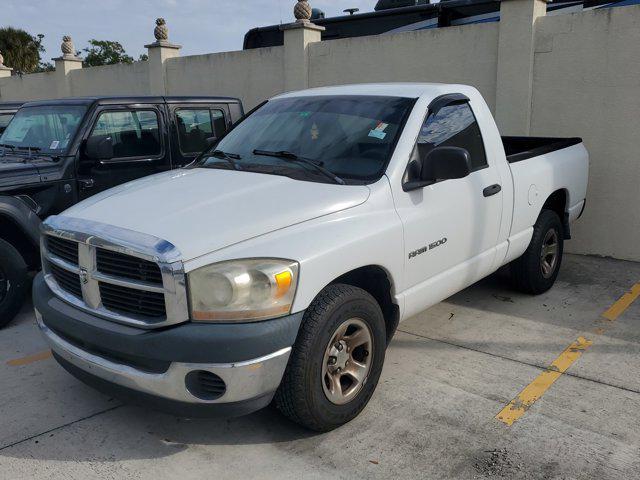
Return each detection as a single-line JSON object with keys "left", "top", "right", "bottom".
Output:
{"left": 368, "top": 122, "right": 389, "bottom": 140}
{"left": 50, "top": 140, "right": 60, "bottom": 149}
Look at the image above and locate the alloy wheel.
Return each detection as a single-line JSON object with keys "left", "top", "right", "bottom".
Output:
{"left": 322, "top": 317, "right": 374, "bottom": 405}
{"left": 540, "top": 228, "right": 559, "bottom": 279}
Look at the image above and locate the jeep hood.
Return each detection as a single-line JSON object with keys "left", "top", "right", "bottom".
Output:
{"left": 0, "top": 156, "right": 42, "bottom": 188}
{"left": 0, "top": 155, "right": 66, "bottom": 188}
{"left": 63, "top": 168, "right": 370, "bottom": 261}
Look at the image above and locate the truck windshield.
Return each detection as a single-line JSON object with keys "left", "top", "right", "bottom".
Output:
{"left": 0, "top": 105, "right": 86, "bottom": 155}
{"left": 199, "top": 95, "right": 414, "bottom": 184}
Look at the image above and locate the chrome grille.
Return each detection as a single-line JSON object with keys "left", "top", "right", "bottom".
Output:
{"left": 96, "top": 248, "right": 163, "bottom": 285}
{"left": 47, "top": 236, "right": 79, "bottom": 265}
{"left": 41, "top": 215, "right": 188, "bottom": 329}
{"left": 49, "top": 263, "right": 82, "bottom": 298}
{"left": 99, "top": 283, "right": 166, "bottom": 319}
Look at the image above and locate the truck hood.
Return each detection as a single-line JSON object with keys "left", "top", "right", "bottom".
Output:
{"left": 63, "top": 168, "right": 370, "bottom": 261}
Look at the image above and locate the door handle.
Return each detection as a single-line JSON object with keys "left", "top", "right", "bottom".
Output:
{"left": 79, "top": 178, "right": 95, "bottom": 190}
{"left": 483, "top": 184, "right": 502, "bottom": 197}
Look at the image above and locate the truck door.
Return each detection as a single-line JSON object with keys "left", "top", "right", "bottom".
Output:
{"left": 77, "top": 103, "right": 170, "bottom": 199}
{"left": 167, "top": 103, "right": 232, "bottom": 167}
{"left": 394, "top": 96, "right": 503, "bottom": 317}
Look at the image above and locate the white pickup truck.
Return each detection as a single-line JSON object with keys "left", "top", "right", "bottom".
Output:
{"left": 34, "top": 84, "right": 588, "bottom": 431}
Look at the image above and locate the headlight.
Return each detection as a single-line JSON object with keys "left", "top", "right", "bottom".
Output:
{"left": 188, "top": 259, "right": 299, "bottom": 322}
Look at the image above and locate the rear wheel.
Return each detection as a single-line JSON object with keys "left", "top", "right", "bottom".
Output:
{"left": 0, "top": 238, "right": 28, "bottom": 328}
{"left": 275, "top": 284, "right": 386, "bottom": 432}
{"left": 511, "top": 209, "right": 564, "bottom": 294}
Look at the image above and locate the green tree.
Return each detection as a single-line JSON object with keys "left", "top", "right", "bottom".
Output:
{"left": 83, "top": 39, "right": 135, "bottom": 67}
{"left": 0, "top": 27, "right": 45, "bottom": 74}
{"left": 35, "top": 61, "right": 55, "bottom": 73}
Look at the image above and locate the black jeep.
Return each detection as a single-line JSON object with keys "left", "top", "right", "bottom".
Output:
{"left": 0, "top": 95, "right": 243, "bottom": 326}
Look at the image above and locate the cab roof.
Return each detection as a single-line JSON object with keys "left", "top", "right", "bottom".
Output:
{"left": 274, "top": 83, "right": 474, "bottom": 101}
{"left": 20, "top": 96, "right": 241, "bottom": 108}
{"left": 0, "top": 101, "right": 24, "bottom": 109}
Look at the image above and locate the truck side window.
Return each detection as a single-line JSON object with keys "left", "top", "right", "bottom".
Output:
{"left": 418, "top": 103, "right": 487, "bottom": 171}
{"left": 176, "top": 109, "right": 226, "bottom": 154}
{"left": 89, "top": 110, "right": 161, "bottom": 159}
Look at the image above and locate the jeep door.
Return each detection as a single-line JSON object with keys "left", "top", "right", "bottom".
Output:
{"left": 77, "top": 103, "right": 170, "bottom": 199}
{"left": 167, "top": 103, "right": 233, "bottom": 167}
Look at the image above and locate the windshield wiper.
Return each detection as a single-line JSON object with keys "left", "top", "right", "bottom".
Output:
{"left": 17, "top": 146, "right": 42, "bottom": 157}
{"left": 0, "top": 143, "right": 15, "bottom": 156}
{"left": 252, "top": 149, "right": 345, "bottom": 185}
{"left": 209, "top": 150, "right": 243, "bottom": 170}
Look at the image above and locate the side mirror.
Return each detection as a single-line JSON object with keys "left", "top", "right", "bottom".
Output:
{"left": 423, "top": 146, "right": 472, "bottom": 181}
{"left": 404, "top": 146, "right": 472, "bottom": 191}
{"left": 85, "top": 135, "right": 114, "bottom": 160}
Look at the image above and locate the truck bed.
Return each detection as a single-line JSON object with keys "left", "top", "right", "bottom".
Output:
{"left": 502, "top": 137, "right": 582, "bottom": 163}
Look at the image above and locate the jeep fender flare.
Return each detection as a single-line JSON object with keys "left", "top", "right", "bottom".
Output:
{"left": 0, "top": 196, "right": 42, "bottom": 248}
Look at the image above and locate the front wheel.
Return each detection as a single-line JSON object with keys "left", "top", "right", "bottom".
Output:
{"left": 275, "top": 284, "right": 387, "bottom": 432}
{"left": 0, "top": 238, "right": 28, "bottom": 328}
{"left": 511, "top": 209, "right": 564, "bottom": 295}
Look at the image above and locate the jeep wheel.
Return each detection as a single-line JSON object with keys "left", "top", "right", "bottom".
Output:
{"left": 0, "top": 238, "right": 28, "bottom": 328}
{"left": 275, "top": 284, "right": 386, "bottom": 432}
{"left": 511, "top": 209, "right": 564, "bottom": 295}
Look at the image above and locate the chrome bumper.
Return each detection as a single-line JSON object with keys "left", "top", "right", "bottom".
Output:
{"left": 36, "top": 310, "right": 291, "bottom": 405}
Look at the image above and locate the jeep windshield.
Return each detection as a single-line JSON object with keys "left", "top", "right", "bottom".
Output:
{"left": 0, "top": 113, "right": 13, "bottom": 135}
{"left": 197, "top": 95, "right": 415, "bottom": 184}
{"left": 0, "top": 105, "right": 86, "bottom": 156}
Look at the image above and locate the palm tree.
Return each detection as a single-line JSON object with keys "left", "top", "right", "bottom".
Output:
{"left": 0, "top": 27, "right": 44, "bottom": 74}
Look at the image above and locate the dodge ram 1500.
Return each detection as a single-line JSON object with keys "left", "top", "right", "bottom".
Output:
{"left": 33, "top": 83, "right": 588, "bottom": 431}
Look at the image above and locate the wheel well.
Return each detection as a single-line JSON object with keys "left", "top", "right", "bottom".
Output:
{"left": 542, "top": 189, "right": 570, "bottom": 239}
{"left": 0, "top": 215, "right": 40, "bottom": 270}
{"left": 331, "top": 265, "right": 399, "bottom": 344}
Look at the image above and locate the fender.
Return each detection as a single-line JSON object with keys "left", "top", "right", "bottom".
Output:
{"left": 0, "top": 196, "right": 42, "bottom": 246}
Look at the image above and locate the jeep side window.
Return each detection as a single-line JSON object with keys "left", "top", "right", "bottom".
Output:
{"left": 89, "top": 110, "right": 161, "bottom": 159}
{"left": 175, "top": 109, "right": 226, "bottom": 154}
{"left": 418, "top": 102, "right": 487, "bottom": 171}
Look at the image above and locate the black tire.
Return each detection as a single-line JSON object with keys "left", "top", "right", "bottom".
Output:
{"left": 275, "top": 284, "right": 387, "bottom": 432}
{"left": 511, "top": 209, "right": 564, "bottom": 295}
{"left": 0, "top": 238, "right": 28, "bottom": 328}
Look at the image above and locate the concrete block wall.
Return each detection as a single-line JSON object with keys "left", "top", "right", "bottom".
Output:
{"left": 0, "top": 3, "right": 638, "bottom": 261}
{"left": 0, "top": 71, "right": 57, "bottom": 101}
{"left": 531, "top": 7, "right": 640, "bottom": 261}
{"left": 165, "top": 46, "right": 285, "bottom": 110}
{"left": 0, "top": 61, "right": 150, "bottom": 100}
{"left": 68, "top": 60, "right": 151, "bottom": 97}
{"left": 308, "top": 23, "right": 500, "bottom": 111}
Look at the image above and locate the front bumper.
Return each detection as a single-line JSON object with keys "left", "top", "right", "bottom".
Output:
{"left": 33, "top": 273, "right": 303, "bottom": 417}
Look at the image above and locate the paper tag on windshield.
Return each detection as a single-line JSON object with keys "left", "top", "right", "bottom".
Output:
{"left": 368, "top": 122, "right": 388, "bottom": 140}
{"left": 49, "top": 140, "right": 60, "bottom": 149}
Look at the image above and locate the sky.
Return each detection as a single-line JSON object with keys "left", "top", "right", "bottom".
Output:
{"left": 2, "top": 0, "right": 377, "bottom": 61}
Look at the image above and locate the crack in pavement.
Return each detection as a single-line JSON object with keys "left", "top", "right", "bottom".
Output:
{"left": 0, "top": 404, "right": 124, "bottom": 453}
{"left": 396, "top": 329, "right": 640, "bottom": 396}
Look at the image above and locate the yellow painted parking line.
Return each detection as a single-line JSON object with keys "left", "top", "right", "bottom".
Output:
{"left": 496, "top": 281, "right": 639, "bottom": 426}
{"left": 496, "top": 337, "right": 593, "bottom": 426}
{"left": 602, "top": 283, "right": 640, "bottom": 321}
{"left": 6, "top": 350, "right": 52, "bottom": 367}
